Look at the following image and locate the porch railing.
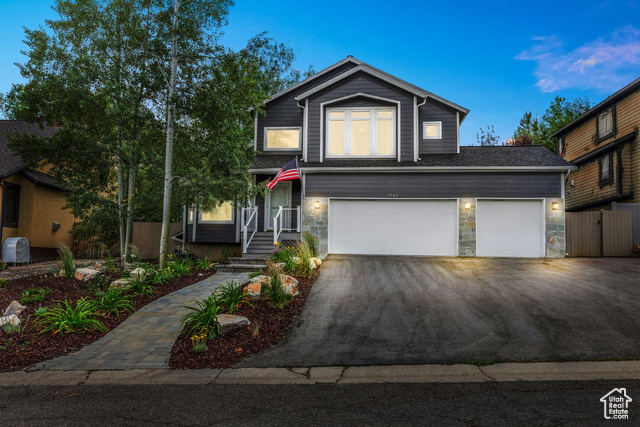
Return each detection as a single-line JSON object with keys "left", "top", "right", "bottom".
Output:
{"left": 241, "top": 207, "right": 258, "bottom": 254}
{"left": 273, "top": 206, "right": 301, "bottom": 244}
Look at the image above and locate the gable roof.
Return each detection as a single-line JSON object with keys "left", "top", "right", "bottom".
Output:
{"left": 267, "top": 56, "right": 469, "bottom": 119}
{"left": 551, "top": 77, "right": 640, "bottom": 138}
{"left": 251, "top": 145, "right": 574, "bottom": 171}
{"left": 0, "top": 120, "right": 56, "bottom": 179}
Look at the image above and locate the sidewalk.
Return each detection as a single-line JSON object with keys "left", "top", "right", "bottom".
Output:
{"left": 34, "top": 272, "right": 247, "bottom": 371}
{"left": 4, "top": 360, "right": 640, "bottom": 386}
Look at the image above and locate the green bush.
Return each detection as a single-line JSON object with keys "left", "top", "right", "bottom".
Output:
{"left": 57, "top": 244, "right": 75, "bottom": 278}
{"left": 20, "top": 287, "right": 52, "bottom": 304}
{"left": 0, "top": 278, "right": 8, "bottom": 288}
{"left": 263, "top": 272, "right": 291, "bottom": 309}
{"left": 296, "top": 241, "right": 314, "bottom": 278}
{"left": 86, "top": 272, "right": 111, "bottom": 292}
{"left": 166, "top": 259, "right": 190, "bottom": 277}
{"left": 0, "top": 260, "right": 6, "bottom": 271}
{"left": 34, "top": 298, "right": 107, "bottom": 336}
{"left": 180, "top": 295, "right": 221, "bottom": 339}
{"left": 302, "top": 231, "right": 318, "bottom": 257}
{"left": 273, "top": 246, "right": 298, "bottom": 274}
{"left": 94, "top": 287, "right": 135, "bottom": 316}
{"left": 194, "top": 257, "right": 213, "bottom": 271}
{"left": 127, "top": 277, "right": 154, "bottom": 297}
{"left": 147, "top": 266, "right": 174, "bottom": 284}
{"left": 2, "top": 323, "right": 21, "bottom": 335}
{"left": 216, "top": 281, "right": 252, "bottom": 314}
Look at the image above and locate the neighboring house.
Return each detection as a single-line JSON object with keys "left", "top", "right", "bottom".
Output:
{"left": 552, "top": 77, "right": 640, "bottom": 243}
{"left": 0, "top": 120, "right": 74, "bottom": 261}
{"left": 185, "top": 56, "right": 573, "bottom": 259}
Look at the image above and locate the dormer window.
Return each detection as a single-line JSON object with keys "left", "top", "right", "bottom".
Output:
{"left": 596, "top": 106, "right": 615, "bottom": 141}
{"left": 326, "top": 107, "right": 395, "bottom": 158}
{"left": 423, "top": 121, "right": 442, "bottom": 139}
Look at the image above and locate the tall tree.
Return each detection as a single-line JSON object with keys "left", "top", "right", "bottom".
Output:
{"left": 476, "top": 125, "right": 501, "bottom": 146}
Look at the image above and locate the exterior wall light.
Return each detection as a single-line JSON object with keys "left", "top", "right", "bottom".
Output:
{"left": 314, "top": 200, "right": 320, "bottom": 209}
{"left": 464, "top": 201, "right": 471, "bottom": 210}
{"left": 552, "top": 201, "right": 559, "bottom": 210}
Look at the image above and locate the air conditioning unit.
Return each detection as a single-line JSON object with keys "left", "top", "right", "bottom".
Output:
{"left": 2, "top": 237, "right": 31, "bottom": 265}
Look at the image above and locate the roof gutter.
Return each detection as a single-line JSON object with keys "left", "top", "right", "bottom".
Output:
{"left": 250, "top": 165, "right": 576, "bottom": 174}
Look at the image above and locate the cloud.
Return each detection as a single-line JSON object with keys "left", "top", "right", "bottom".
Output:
{"left": 517, "top": 26, "right": 640, "bottom": 92}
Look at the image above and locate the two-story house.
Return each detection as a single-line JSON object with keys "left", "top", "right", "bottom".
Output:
{"left": 183, "top": 57, "right": 573, "bottom": 259}
{"left": 551, "top": 77, "right": 640, "bottom": 243}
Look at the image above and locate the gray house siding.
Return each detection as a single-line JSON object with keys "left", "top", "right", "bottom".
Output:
{"left": 306, "top": 73, "right": 415, "bottom": 163}
{"left": 419, "top": 100, "right": 458, "bottom": 154}
{"left": 254, "top": 174, "right": 302, "bottom": 232}
{"left": 256, "top": 62, "right": 358, "bottom": 153}
{"left": 305, "top": 172, "right": 562, "bottom": 198}
{"left": 187, "top": 221, "right": 237, "bottom": 244}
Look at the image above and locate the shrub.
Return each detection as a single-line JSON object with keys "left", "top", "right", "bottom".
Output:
{"left": 3, "top": 323, "right": 21, "bottom": 334}
{"left": 216, "top": 281, "right": 252, "bottom": 314}
{"left": 263, "top": 272, "right": 291, "bottom": 308}
{"left": 296, "top": 241, "right": 314, "bottom": 278}
{"left": 34, "top": 307, "right": 47, "bottom": 315}
{"left": 86, "top": 272, "right": 111, "bottom": 292}
{"left": 190, "top": 331, "right": 208, "bottom": 353}
{"left": 147, "top": 266, "right": 173, "bottom": 284}
{"left": 221, "top": 245, "right": 231, "bottom": 264}
{"left": 0, "top": 278, "right": 8, "bottom": 288}
{"left": 20, "top": 287, "right": 52, "bottom": 304}
{"left": 127, "top": 277, "right": 154, "bottom": 297}
{"left": 0, "top": 260, "right": 5, "bottom": 271}
{"left": 125, "top": 244, "right": 141, "bottom": 264}
{"left": 302, "top": 231, "right": 318, "bottom": 257}
{"left": 94, "top": 287, "right": 135, "bottom": 316}
{"left": 264, "top": 258, "right": 283, "bottom": 279}
{"left": 180, "top": 295, "right": 221, "bottom": 339}
{"left": 57, "top": 243, "right": 75, "bottom": 278}
{"left": 273, "top": 246, "right": 298, "bottom": 274}
{"left": 195, "top": 257, "right": 213, "bottom": 271}
{"left": 166, "top": 259, "right": 190, "bottom": 277}
{"left": 34, "top": 298, "right": 107, "bottom": 336}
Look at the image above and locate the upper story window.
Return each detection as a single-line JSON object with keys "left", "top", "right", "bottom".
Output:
{"left": 423, "top": 121, "right": 442, "bottom": 139}
{"left": 2, "top": 183, "right": 20, "bottom": 228}
{"left": 598, "top": 152, "right": 613, "bottom": 187}
{"left": 596, "top": 106, "right": 615, "bottom": 141}
{"left": 188, "top": 201, "right": 234, "bottom": 224}
{"left": 326, "top": 107, "right": 395, "bottom": 158}
{"left": 264, "top": 127, "right": 301, "bottom": 151}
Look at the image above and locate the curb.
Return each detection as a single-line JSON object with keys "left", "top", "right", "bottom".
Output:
{"left": 2, "top": 360, "right": 640, "bottom": 386}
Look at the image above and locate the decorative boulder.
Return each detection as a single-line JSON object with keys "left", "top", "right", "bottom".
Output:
{"left": 311, "top": 257, "right": 322, "bottom": 267}
{"left": 0, "top": 314, "right": 20, "bottom": 328}
{"left": 3, "top": 300, "right": 26, "bottom": 318}
{"left": 93, "top": 262, "right": 103, "bottom": 270}
{"left": 129, "top": 267, "right": 149, "bottom": 282}
{"left": 245, "top": 282, "right": 262, "bottom": 297}
{"left": 249, "top": 275, "right": 270, "bottom": 285}
{"left": 281, "top": 274, "right": 299, "bottom": 296}
{"left": 217, "top": 314, "right": 250, "bottom": 335}
{"left": 74, "top": 267, "right": 99, "bottom": 282}
{"left": 110, "top": 278, "right": 132, "bottom": 289}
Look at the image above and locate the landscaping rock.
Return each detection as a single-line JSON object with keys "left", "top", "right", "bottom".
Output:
{"left": 74, "top": 267, "right": 99, "bottom": 282}
{"left": 311, "top": 257, "right": 322, "bottom": 267}
{"left": 282, "top": 274, "right": 299, "bottom": 296}
{"left": 249, "top": 275, "right": 270, "bottom": 285}
{"left": 245, "top": 282, "right": 262, "bottom": 297}
{"left": 130, "top": 267, "right": 149, "bottom": 282}
{"left": 0, "top": 314, "right": 20, "bottom": 328}
{"left": 110, "top": 278, "right": 132, "bottom": 289}
{"left": 93, "top": 262, "right": 103, "bottom": 270}
{"left": 3, "top": 300, "right": 26, "bottom": 318}
{"left": 217, "top": 314, "right": 250, "bottom": 335}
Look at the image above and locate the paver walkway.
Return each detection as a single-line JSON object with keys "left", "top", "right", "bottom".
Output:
{"left": 35, "top": 272, "right": 247, "bottom": 371}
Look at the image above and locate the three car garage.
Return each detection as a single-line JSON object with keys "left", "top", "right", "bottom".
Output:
{"left": 327, "top": 199, "right": 546, "bottom": 258}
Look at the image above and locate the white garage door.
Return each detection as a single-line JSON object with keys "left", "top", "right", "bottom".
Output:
{"left": 328, "top": 199, "right": 457, "bottom": 256}
{"left": 477, "top": 200, "right": 544, "bottom": 258}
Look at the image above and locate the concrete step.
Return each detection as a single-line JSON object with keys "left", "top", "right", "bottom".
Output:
{"left": 216, "top": 264, "right": 265, "bottom": 272}
{"left": 229, "top": 257, "right": 267, "bottom": 265}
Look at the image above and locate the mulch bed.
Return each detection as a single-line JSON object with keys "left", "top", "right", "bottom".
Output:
{"left": 169, "top": 270, "right": 319, "bottom": 369}
{"left": 0, "top": 269, "right": 215, "bottom": 372}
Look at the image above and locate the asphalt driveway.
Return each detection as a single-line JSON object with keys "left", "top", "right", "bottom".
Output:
{"left": 239, "top": 255, "right": 640, "bottom": 367}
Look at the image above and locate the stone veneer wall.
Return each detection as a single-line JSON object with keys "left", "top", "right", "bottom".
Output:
{"left": 458, "top": 199, "right": 476, "bottom": 256}
{"left": 545, "top": 198, "right": 566, "bottom": 258}
{"left": 302, "top": 197, "right": 329, "bottom": 258}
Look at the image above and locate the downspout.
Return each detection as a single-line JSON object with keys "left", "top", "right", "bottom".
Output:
{"left": 0, "top": 180, "right": 4, "bottom": 260}
{"left": 297, "top": 99, "right": 307, "bottom": 161}
{"left": 415, "top": 96, "right": 427, "bottom": 161}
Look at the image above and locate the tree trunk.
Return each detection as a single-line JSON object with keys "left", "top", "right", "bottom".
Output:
{"left": 117, "top": 154, "right": 126, "bottom": 263}
{"left": 123, "top": 164, "right": 136, "bottom": 263}
{"left": 159, "top": 0, "right": 180, "bottom": 268}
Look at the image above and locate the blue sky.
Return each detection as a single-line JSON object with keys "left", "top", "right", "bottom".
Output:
{"left": 1, "top": 0, "right": 639, "bottom": 145}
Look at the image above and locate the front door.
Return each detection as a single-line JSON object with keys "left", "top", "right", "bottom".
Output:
{"left": 266, "top": 182, "right": 291, "bottom": 230}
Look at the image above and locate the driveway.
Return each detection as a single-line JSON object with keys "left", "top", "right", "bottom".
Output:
{"left": 239, "top": 255, "right": 640, "bottom": 367}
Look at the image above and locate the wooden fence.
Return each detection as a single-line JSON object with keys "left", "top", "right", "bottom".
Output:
{"left": 566, "top": 210, "right": 633, "bottom": 257}
{"left": 132, "top": 222, "right": 182, "bottom": 260}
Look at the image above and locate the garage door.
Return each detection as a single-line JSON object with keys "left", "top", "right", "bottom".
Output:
{"left": 477, "top": 200, "right": 544, "bottom": 258}
{"left": 328, "top": 199, "right": 457, "bottom": 256}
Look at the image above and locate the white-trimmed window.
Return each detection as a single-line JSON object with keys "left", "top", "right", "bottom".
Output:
{"left": 423, "top": 121, "right": 442, "bottom": 139}
{"left": 264, "top": 127, "right": 301, "bottom": 150}
{"left": 189, "top": 201, "right": 235, "bottom": 224}
{"left": 597, "top": 107, "right": 615, "bottom": 141}
{"left": 326, "top": 107, "right": 395, "bottom": 158}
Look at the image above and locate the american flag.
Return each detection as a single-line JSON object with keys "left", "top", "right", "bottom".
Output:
{"left": 266, "top": 158, "right": 300, "bottom": 190}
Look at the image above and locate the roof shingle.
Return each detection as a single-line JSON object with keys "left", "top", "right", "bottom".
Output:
{"left": 0, "top": 120, "right": 56, "bottom": 178}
